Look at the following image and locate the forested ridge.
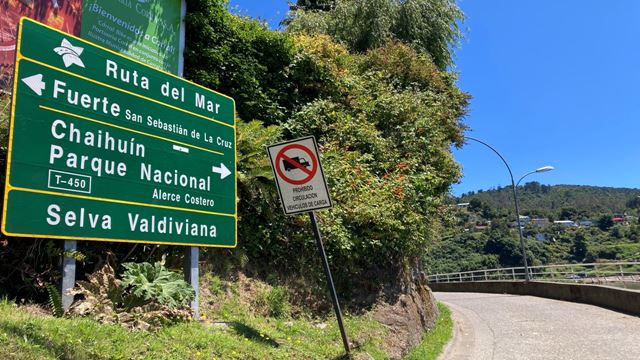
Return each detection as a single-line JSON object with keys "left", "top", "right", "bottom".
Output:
{"left": 460, "top": 182, "right": 640, "bottom": 217}
{"left": 424, "top": 182, "right": 640, "bottom": 275}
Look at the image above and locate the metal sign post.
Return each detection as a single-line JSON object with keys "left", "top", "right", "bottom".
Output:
{"left": 267, "top": 136, "right": 350, "bottom": 354}
{"left": 309, "top": 211, "right": 351, "bottom": 353}
{"left": 61, "top": 240, "right": 77, "bottom": 311}
{"left": 184, "top": 246, "right": 200, "bottom": 319}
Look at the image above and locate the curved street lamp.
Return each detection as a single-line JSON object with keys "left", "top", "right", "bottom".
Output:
{"left": 464, "top": 136, "right": 554, "bottom": 281}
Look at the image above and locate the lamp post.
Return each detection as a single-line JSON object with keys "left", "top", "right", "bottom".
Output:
{"left": 464, "top": 136, "right": 554, "bottom": 281}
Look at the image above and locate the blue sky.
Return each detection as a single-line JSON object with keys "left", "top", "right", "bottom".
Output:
{"left": 229, "top": 1, "right": 640, "bottom": 195}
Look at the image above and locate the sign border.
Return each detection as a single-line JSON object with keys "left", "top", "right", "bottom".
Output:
{"left": 1, "top": 17, "right": 238, "bottom": 248}
{"left": 267, "top": 136, "right": 333, "bottom": 215}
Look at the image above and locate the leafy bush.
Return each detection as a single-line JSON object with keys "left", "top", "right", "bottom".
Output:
{"left": 198, "top": 18, "right": 468, "bottom": 303}
{"left": 282, "top": 38, "right": 468, "bottom": 294}
{"left": 68, "top": 261, "right": 193, "bottom": 331}
{"left": 121, "top": 258, "right": 195, "bottom": 309}
{"left": 205, "top": 274, "right": 225, "bottom": 296}
{"left": 254, "top": 286, "right": 291, "bottom": 318}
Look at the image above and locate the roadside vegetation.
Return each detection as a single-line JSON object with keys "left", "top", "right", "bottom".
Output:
{"left": 0, "top": 299, "right": 387, "bottom": 359}
{"left": 404, "top": 303, "right": 453, "bottom": 360}
{"left": 0, "top": 276, "right": 454, "bottom": 359}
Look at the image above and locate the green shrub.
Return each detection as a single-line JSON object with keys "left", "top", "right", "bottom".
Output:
{"left": 121, "top": 258, "right": 195, "bottom": 309}
{"left": 205, "top": 274, "right": 225, "bottom": 296}
{"left": 68, "top": 261, "right": 193, "bottom": 330}
{"left": 255, "top": 286, "right": 291, "bottom": 318}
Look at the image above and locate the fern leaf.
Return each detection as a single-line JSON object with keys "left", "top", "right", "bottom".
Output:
{"left": 46, "top": 284, "right": 64, "bottom": 317}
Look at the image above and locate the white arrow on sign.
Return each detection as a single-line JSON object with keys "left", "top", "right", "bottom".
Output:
{"left": 212, "top": 163, "right": 231, "bottom": 180}
{"left": 22, "top": 74, "right": 46, "bottom": 96}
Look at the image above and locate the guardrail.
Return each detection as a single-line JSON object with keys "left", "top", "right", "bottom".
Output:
{"left": 427, "top": 262, "right": 640, "bottom": 289}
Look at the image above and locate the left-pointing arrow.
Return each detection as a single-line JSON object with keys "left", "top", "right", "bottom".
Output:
{"left": 22, "top": 74, "right": 46, "bottom": 96}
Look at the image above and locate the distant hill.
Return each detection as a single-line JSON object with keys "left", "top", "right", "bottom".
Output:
{"left": 458, "top": 183, "right": 640, "bottom": 216}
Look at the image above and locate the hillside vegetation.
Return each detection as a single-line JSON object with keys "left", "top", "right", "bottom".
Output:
{"left": 460, "top": 183, "right": 640, "bottom": 217}
{"left": 424, "top": 183, "right": 640, "bottom": 274}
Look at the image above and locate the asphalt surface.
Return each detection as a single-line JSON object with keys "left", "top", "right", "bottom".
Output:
{"left": 435, "top": 292, "right": 640, "bottom": 360}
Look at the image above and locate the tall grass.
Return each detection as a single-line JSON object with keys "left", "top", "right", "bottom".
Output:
{"left": 404, "top": 302, "right": 454, "bottom": 360}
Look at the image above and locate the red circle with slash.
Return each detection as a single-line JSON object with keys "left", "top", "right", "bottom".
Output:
{"left": 275, "top": 144, "right": 318, "bottom": 185}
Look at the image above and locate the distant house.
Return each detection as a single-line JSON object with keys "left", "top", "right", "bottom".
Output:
{"left": 511, "top": 216, "right": 548, "bottom": 228}
{"left": 473, "top": 225, "right": 489, "bottom": 232}
{"left": 535, "top": 233, "right": 546, "bottom": 242}
{"left": 510, "top": 215, "right": 531, "bottom": 228}
{"left": 577, "top": 220, "right": 594, "bottom": 227}
{"left": 553, "top": 220, "right": 576, "bottom": 227}
{"left": 457, "top": 203, "right": 470, "bottom": 209}
{"left": 519, "top": 215, "right": 531, "bottom": 223}
{"left": 531, "top": 218, "right": 550, "bottom": 227}
{"left": 612, "top": 215, "right": 627, "bottom": 224}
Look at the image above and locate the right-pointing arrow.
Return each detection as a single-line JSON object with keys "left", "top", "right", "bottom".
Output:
{"left": 212, "top": 163, "right": 231, "bottom": 180}
{"left": 22, "top": 74, "right": 46, "bottom": 96}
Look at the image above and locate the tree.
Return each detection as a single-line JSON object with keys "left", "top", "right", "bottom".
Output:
{"left": 523, "top": 181, "right": 541, "bottom": 193}
{"left": 483, "top": 235, "right": 522, "bottom": 268}
{"left": 283, "top": 36, "right": 468, "bottom": 296}
{"left": 468, "top": 198, "right": 483, "bottom": 212}
{"left": 293, "top": 0, "right": 336, "bottom": 11}
{"left": 626, "top": 196, "right": 640, "bottom": 209}
{"left": 598, "top": 214, "right": 614, "bottom": 231}
{"left": 287, "top": 0, "right": 464, "bottom": 70}
{"left": 183, "top": 0, "right": 469, "bottom": 304}
{"left": 559, "top": 207, "right": 578, "bottom": 220}
{"left": 185, "top": 0, "right": 300, "bottom": 126}
{"left": 571, "top": 233, "right": 588, "bottom": 262}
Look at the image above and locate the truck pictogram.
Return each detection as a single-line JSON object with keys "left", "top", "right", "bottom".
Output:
{"left": 283, "top": 157, "right": 311, "bottom": 171}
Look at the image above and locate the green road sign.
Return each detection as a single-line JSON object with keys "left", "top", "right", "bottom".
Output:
{"left": 3, "top": 18, "right": 237, "bottom": 247}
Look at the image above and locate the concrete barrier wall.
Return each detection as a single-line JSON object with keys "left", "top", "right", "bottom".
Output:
{"left": 430, "top": 281, "right": 640, "bottom": 316}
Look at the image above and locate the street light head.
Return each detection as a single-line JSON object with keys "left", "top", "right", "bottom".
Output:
{"left": 535, "top": 166, "right": 554, "bottom": 173}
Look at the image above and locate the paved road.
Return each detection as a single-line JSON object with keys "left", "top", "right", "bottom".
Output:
{"left": 436, "top": 292, "right": 640, "bottom": 360}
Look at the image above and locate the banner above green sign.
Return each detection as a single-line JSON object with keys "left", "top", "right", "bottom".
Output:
{"left": 3, "top": 18, "right": 236, "bottom": 247}
{"left": 1, "top": 0, "right": 184, "bottom": 91}
{"left": 81, "top": 0, "right": 185, "bottom": 75}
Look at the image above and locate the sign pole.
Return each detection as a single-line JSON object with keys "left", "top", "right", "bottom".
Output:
{"left": 61, "top": 240, "right": 77, "bottom": 311}
{"left": 184, "top": 246, "right": 200, "bottom": 320}
{"left": 308, "top": 211, "right": 350, "bottom": 354}
{"left": 267, "top": 136, "right": 344, "bottom": 350}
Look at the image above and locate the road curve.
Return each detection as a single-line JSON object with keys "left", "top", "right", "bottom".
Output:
{"left": 435, "top": 292, "right": 640, "bottom": 360}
